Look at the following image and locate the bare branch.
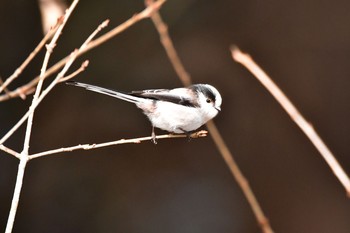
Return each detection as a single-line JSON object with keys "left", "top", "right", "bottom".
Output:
{"left": 5, "top": 1, "right": 80, "bottom": 233}
{"left": 231, "top": 46, "right": 350, "bottom": 196}
{"left": 81, "top": 19, "right": 110, "bottom": 50}
{"left": 0, "top": 145, "right": 20, "bottom": 159}
{"left": 0, "top": 77, "right": 10, "bottom": 94}
{"left": 0, "top": 0, "right": 167, "bottom": 144}
{"left": 22, "top": 0, "right": 80, "bottom": 154}
{"left": 206, "top": 121, "right": 273, "bottom": 232}
{"left": 58, "top": 60, "right": 89, "bottom": 83}
{"left": 0, "top": 11, "right": 107, "bottom": 146}
{"left": 145, "top": 0, "right": 191, "bottom": 86}
{"left": 5, "top": 155, "right": 28, "bottom": 233}
{"left": 0, "top": 0, "right": 166, "bottom": 102}
{"left": 0, "top": 17, "right": 62, "bottom": 95}
{"left": 29, "top": 131, "right": 208, "bottom": 160}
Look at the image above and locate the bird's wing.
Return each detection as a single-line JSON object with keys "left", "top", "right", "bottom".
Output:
{"left": 130, "top": 88, "right": 199, "bottom": 107}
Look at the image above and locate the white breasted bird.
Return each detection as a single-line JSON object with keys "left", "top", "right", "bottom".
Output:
{"left": 66, "top": 81, "right": 222, "bottom": 143}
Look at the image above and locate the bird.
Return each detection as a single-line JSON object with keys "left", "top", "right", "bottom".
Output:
{"left": 66, "top": 81, "right": 222, "bottom": 143}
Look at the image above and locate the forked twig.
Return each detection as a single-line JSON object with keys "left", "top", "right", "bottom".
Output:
{"left": 0, "top": 0, "right": 166, "bottom": 102}
{"left": 0, "top": 145, "right": 20, "bottom": 159}
{"left": 231, "top": 46, "right": 350, "bottom": 196}
{"left": 0, "top": 17, "right": 117, "bottom": 145}
{"left": 1, "top": 0, "right": 167, "bottom": 152}
{"left": 0, "top": 17, "right": 62, "bottom": 95}
{"left": 59, "top": 60, "right": 89, "bottom": 83}
{"left": 144, "top": 1, "right": 275, "bottom": 233}
{"left": 0, "top": 1, "right": 83, "bottom": 146}
{"left": 5, "top": 1, "right": 80, "bottom": 233}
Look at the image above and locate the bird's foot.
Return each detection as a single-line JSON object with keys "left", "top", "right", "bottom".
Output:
{"left": 151, "top": 127, "right": 157, "bottom": 144}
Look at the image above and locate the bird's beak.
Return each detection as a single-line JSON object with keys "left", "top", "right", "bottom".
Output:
{"left": 215, "top": 106, "right": 221, "bottom": 111}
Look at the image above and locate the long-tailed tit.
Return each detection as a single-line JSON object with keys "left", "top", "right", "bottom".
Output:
{"left": 66, "top": 81, "right": 222, "bottom": 142}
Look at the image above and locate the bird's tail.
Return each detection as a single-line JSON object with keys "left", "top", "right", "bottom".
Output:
{"left": 66, "top": 81, "right": 141, "bottom": 103}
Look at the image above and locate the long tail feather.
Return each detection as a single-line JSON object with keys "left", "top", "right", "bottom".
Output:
{"left": 66, "top": 81, "right": 141, "bottom": 103}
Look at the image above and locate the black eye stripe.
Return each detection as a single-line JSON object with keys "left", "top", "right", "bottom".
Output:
{"left": 190, "top": 84, "right": 216, "bottom": 103}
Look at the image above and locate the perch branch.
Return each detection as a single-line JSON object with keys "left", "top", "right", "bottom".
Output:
{"left": 29, "top": 131, "right": 208, "bottom": 160}
{"left": 231, "top": 46, "right": 350, "bottom": 196}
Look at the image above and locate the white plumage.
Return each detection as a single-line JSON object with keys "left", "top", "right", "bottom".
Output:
{"left": 67, "top": 81, "right": 222, "bottom": 141}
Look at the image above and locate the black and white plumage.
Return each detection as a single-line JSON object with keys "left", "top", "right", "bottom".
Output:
{"left": 66, "top": 81, "right": 222, "bottom": 140}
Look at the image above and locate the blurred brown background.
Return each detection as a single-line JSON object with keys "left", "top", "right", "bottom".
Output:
{"left": 1, "top": 0, "right": 350, "bottom": 232}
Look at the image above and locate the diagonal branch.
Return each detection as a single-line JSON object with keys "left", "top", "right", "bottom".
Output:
{"left": 231, "top": 46, "right": 350, "bottom": 196}
{"left": 145, "top": 0, "right": 191, "bottom": 86}
{"left": 144, "top": 1, "right": 275, "bottom": 232}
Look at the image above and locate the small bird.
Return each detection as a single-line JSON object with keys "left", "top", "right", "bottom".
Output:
{"left": 66, "top": 81, "right": 222, "bottom": 143}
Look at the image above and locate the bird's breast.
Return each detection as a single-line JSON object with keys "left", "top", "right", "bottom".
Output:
{"left": 144, "top": 101, "right": 204, "bottom": 133}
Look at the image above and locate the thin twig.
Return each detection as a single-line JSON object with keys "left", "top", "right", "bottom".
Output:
{"left": 206, "top": 121, "right": 272, "bottom": 231}
{"left": 0, "top": 77, "right": 10, "bottom": 94}
{"left": 22, "top": 0, "right": 80, "bottom": 154}
{"left": 9, "top": 50, "right": 83, "bottom": 148}
{"left": 58, "top": 60, "right": 89, "bottom": 83}
{"left": 145, "top": 2, "right": 275, "bottom": 233}
{"left": 0, "top": 0, "right": 166, "bottom": 102}
{"left": 0, "top": 16, "right": 109, "bottom": 145}
{"left": 145, "top": 0, "right": 191, "bottom": 86}
{"left": 2, "top": 2, "right": 167, "bottom": 233}
{"left": 0, "top": 17, "right": 62, "bottom": 95}
{"left": 5, "top": 156, "right": 28, "bottom": 233}
{"left": 231, "top": 46, "right": 350, "bottom": 196}
{"left": 0, "top": 0, "right": 163, "bottom": 145}
{"left": 0, "top": 145, "right": 20, "bottom": 159}
{"left": 29, "top": 131, "right": 208, "bottom": 160}
{"left": 4, "top": 2, "right": 80, "bottom": 233}
{"left": 81, "top": 19, "right": 110, "bottom": 50}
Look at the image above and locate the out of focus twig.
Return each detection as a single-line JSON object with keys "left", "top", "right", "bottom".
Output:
{"left": 0, "top": 77, "right": 10, "bottom": 94}
{"left": 231, "top": 46, "right": 350, "bottom": 196}
{"left": 145, "top": 0, "right": 191, "bottom": 86}
{"left": 38, "top": 0, "right": 67, "bottom": 34}
{"left": 145, "top": 1, "right": 275, "bottom": 232}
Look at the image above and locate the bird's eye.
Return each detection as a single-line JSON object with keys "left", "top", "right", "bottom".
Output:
{"left": 206, "top": 98, "right": 212, "bottom": 103}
